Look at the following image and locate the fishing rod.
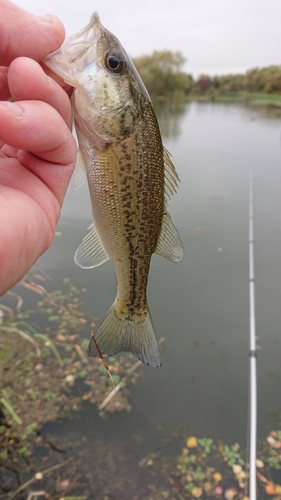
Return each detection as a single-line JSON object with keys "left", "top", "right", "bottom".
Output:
{"left": 248, "top": 167, "right": 257, "bottom": 500}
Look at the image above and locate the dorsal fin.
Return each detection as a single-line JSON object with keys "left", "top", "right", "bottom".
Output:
{"left": 163, "top": 146, "right": 180, "bottom": 203}
{"left": 155, "top": 146, "right": 184, "bottom": 262}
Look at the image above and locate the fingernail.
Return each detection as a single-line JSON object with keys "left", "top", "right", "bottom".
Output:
{"left": 37, "top": 14, "right": 55, "bottom": 23}
{"left": 0, "top": 102, "right": 25, "bottom": 117}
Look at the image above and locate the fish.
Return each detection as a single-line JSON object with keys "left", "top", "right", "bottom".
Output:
{"left": 44, "top": 13, "right": 184, "bottom": 367}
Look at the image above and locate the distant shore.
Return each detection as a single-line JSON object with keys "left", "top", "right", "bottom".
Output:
{"left": 133, "top": 51, "right": 281, "bottom": 108}
{"left": 187, "top": 91, "right": 281, "bottom": 108}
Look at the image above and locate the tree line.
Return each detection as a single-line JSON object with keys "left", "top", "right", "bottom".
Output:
{"left": 133, "top": 50, "right": 281, "bottom": 99}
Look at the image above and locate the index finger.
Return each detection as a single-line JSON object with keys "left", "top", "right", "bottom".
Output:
{"left": 8, "top": 58, "right": 73, "bottom": 129}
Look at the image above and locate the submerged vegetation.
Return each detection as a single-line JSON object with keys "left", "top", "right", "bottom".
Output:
{"left": 0, "top": 277, "right": 141, "bottom": 424}
{"left": 139, "top": 432, "right": 281, "bottom": 499}
{"left": 133, "top": 51, "right": 281, "bottom": 107}
{"left": 1, "top": 274, "right": 281, "bottom": 498}
{"left": 0, "top": 276, "right": 143, "bottom": 497}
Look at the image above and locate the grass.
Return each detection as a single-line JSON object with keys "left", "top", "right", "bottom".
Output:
{"left": 190, "top": 91, "right": 281, "bottom": 108}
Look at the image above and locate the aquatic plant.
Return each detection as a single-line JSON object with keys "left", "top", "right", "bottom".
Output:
{"left": 138, "top": 432, "right": 281, "bottom": 499}
{"left": 0, "top": 276, "right": 143, "bottom": 496}
{"left": 222, "top": 443, "right": 245, "bottom": 467}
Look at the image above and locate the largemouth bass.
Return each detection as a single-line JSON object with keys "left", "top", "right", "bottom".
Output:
{"left": 44, "top": 13, "right": 184, "bottom": 367}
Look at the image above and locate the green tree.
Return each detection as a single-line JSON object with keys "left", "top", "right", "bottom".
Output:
{"left": 257, "top": 66, "right": 281, "bottom": 93}
{"left": 193, "top": 65, "right": 281, "bottom": 96}
{"left": 133, "top": 50, "right": 192, "bottom": 98}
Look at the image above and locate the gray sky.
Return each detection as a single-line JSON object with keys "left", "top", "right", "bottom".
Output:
{"left": 13, "top": 0, "right": 281, "bottom": 77}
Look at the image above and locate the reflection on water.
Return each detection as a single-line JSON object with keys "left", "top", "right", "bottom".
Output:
{"left": 3, "top": 101, "right": 281, "bottom": 493}
{"left": 153, "top": 98, "right": 189, "bottom": 139}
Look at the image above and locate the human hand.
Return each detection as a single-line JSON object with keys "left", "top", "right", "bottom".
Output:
{"left": 0, "top": 1, "right": 77, "bottom": 295}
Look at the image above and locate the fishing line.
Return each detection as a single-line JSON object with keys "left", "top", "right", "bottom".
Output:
{"left": 247, "top": 167, "right": 257, "bottom": 500}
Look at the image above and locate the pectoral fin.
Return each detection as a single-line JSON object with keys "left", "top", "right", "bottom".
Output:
{"left": 155, "top": 212, "right": 184, "bottom": 262}
{"left": 71, "top": 149, "right": 87, "bottom": 191}
{"left": 74, "top": 223, "right": 109, "bottom": 268}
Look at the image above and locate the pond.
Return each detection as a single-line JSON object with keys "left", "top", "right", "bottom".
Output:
{"left": 2, "top": 101, "right": 281, "bottom": 498}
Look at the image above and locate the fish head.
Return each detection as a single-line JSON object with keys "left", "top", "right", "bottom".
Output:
{"left": 44, "top": 13, "right": 150, "bottom": 143}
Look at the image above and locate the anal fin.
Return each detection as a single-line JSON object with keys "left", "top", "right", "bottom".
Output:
{"left": 74, "top": 223, "right": 109, "bottom": 269}
{"left": 155, "top": 212, "right": 184, "bottom": 262}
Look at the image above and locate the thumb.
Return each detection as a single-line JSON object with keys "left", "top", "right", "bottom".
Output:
{"left": 0, "top": 0, "right": 65, "bottom": 65}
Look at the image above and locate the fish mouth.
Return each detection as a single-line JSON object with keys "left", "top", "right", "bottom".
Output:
{"left": 43, "top": 12, "right": 102, "bottom": 85}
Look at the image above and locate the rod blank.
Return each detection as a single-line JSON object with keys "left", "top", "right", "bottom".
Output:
{"left": 249, "top": 168, "right": 257, "bottom": 500}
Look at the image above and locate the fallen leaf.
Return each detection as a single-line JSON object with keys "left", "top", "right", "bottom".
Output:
{"left": 204, "top": 481, "right": 212, "bottom": 492}
{"left": 213, "top": 472, "right": 222, "bottom": 482}
{"left": 107, "top": 365, "right": 120, "bottom": 373}
{"left": 265, "top": 482, "right": 276, "bottom": 495}
{"left": 232, "top": 464, "right": 242, "bottom": 474}
{"left": 189, "top": 227, "right": 202, "bottom": 236}
{"left": 236, "top": 471, "right": 246, "bottom": 479}
{"left": 79, "top": 318, "right": 87, "bottom": 324}
{"left": 256, "top": 459, "right": 264, "bottom": 468}
{"left": 224, "top": 488, "right": 237, "bottom": 500}
{"left": 59, "top": 479, "right": 70, "bottom": 489}
{"left": 56, "top": 334, "right": 66, "bottom": 342}
{"left": 272, "top": 441, "right": 281, "bottom": 449}
{"left": 215, "top": 486, "right": 223, "bottom": 495}
{"left": 186, "top": 436, "right": 198, "bottom": 448}
{"left": 191, "top": 486, "right": 202, "bottom": 498}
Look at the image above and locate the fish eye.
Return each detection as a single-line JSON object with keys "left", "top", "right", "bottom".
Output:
{"left": 105, "top": 52, "right": 124, "bottom": 74}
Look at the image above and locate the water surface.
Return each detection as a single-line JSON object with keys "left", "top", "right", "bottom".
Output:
{"left": 36, "top": 101, "right": 281, "bottom": 446}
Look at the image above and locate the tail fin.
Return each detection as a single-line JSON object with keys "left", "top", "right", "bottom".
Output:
{"left": 88, "top": 302, "right": 162, "bottom": 367}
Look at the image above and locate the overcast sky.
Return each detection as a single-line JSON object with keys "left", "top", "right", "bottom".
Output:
{"left": 14, "top": 0, "right": 281, "bottom": 77}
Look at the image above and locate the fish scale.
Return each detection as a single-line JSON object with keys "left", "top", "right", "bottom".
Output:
{"left": 44, "top": 12, "right": 184, "bottom": 367}
{"left": 112, "top": 101, "right": 163, "bottom": 312}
